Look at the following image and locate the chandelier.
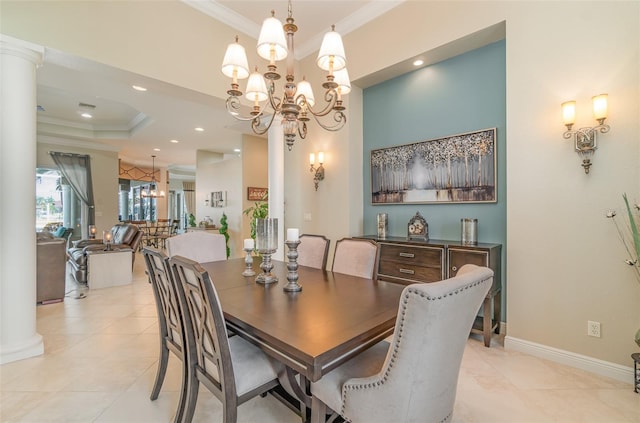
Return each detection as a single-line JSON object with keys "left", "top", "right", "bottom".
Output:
{"left": 141, "top": 155, "right": 165, "bottom": 198}
{"left": 221, "top": 0, "right": 351, "bottom": 150}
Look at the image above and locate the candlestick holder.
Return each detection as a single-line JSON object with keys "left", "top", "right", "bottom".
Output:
{"left": 242, "top": 248, "right": 255, "bottom": 276}
{"left": 256, "top": 250, "right": 278, "bottom": 284}
{"left": 255, "top": 218, "right": 278, "bottom": 284}
{"left": 283, "top": 240, "right": 302, "bottom": 292}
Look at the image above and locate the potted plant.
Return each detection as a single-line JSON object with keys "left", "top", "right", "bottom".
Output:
{"left": 607, "top": 193, "right": 640, "bottom": 347}
{"left": 219, "top": 212, "right": 230, "bottom": 258}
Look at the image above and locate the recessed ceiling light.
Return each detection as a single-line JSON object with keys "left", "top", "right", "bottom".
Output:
{"left": 132, "top": 85, "right": 147, "bottom": 91}
{"left": 413, "top": 59, "right": 424, "bottom": 67}
{"left": 80, "top": 112, "right": 92, "bottom": 118}
{"left": 195, "top": 127, "right": 204, "bottom": 132}
{"left": 233, "top": 148, "right": 241, "bottom": 153}
{"left": 170, "top": 139, "right": 179, "bottom": 143}
{"left": 153, "top": 148, "right": 160, "bottom": 152}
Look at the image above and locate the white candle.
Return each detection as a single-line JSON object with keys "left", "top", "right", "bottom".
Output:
{"left": 287, "top": 228, "right": 299, "bottom": 242}
{"left": 244, "top": 238, "right": 254, "bottom": 250}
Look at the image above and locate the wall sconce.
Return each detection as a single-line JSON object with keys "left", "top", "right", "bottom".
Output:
{"left": 204, "top": 197, "right": 210, "bottom": 207}
{"left": 561, "top": 93, "right": 610, "bottom": 174}
{"left": 309, "top": 152, "right": 325, "bottom": 191}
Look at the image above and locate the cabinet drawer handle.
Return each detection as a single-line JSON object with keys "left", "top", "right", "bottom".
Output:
{"left": 399, "top": 268, "right": 415, "bottom": 275}
{"left": 398, "top": 252, "right": 415, "bottom": 258}
{"left": 452, "top": 266, "right": 458, "bottom": 272}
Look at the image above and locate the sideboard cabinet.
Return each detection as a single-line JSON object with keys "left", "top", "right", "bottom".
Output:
{"left": 358, "top": 235, "right": 502, "bottom": 347}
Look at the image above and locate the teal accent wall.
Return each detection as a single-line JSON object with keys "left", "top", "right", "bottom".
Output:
{"left": 363, "top": 40, "right": 507, "bottom": 314}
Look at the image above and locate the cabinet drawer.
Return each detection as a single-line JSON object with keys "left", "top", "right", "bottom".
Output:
{"left": 378, "top": 261, "right": 443, "bottom": 283}
{"left": 379, "top": 243, "right": 443, "bottom": 266}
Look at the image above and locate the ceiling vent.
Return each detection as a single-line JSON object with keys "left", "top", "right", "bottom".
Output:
{"left": 78, "top": 102, "right": 96, "bottom": 109}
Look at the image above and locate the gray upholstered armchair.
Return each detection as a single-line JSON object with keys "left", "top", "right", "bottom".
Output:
{"left": 67, "top": 223, "right": 143, "bottom": 284}
{"left": 310, "top": 264, "right": 493, "bottom": 423}
{"left": 36, "top": 231, "right": 68, "bottom": 303}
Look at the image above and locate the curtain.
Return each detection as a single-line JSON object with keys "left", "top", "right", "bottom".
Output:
{"left": 50, "top": 152, "right": 95, "bottom": 238}
{"left": 183, "top": 181, "right": 195, "bottom": 216}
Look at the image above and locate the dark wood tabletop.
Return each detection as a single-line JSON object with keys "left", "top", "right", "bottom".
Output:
{"left": 200, "top": 258, "right": 404, "bottom": 382}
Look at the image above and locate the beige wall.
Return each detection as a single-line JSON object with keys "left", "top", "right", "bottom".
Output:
{"left": 196, "top": 137, "right": 268, "bottom": 259}
{"left": 326, "top": 1, "right": 640, "bottom": 367}
{"left": 3, "top": 1, "right": 639, "bottom": 368}
{"left": 242, "top": 134, "right": 269, "bottom": 243}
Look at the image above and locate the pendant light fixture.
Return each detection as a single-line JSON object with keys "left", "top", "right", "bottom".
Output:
{"left": 221, "top": 0, "right": 350, "bottom": 150}
{"left": 141, "top": 155, "right": 165, "bottom": 198}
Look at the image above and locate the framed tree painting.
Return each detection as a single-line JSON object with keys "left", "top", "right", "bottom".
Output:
{"left": 370, "top": 128, "right": 497, "bottom": 204}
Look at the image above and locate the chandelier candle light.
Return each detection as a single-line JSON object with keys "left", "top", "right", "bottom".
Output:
{"left": 221, "top": 0, "right": 350, "bottom": 150}
{"left": 284, "top": 228, "right": 302, "bottom": 292}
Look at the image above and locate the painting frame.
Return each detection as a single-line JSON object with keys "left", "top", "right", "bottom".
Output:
{"left": 247, "top": 187, "right": 268, "bottom": 201}
{"left": 370, "top": 128, "right": 497, "bottom": 205}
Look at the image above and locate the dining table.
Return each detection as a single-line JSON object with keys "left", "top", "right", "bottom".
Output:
{"left": 199, "top": 257, "right": 405, "bottom": 420}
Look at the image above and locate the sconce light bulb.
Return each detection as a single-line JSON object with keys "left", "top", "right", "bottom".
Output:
{"left": 309, "top": 153, "right": 315, "bottom": 166}
{"left": 561, "top": 100, "right": 576, "bottom": 127}
{"left": 592, "top": 93, "right": 608, "bottom": 121}
{"left": 318, "top": 152, "right": 324, "bottom": 164}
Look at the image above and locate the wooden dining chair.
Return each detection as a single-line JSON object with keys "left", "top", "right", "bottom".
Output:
{"left": 310, "top": 264, "right": 493, "bottom": 423}
{"left": 297, "top": 234, "right": 330, "bottom": 269}
{"left": 142, "top": 247, "right": 188, "bottom": 423}
{"left": 166, "top": 231, "right": 227, "bottom": 262}
{"left": 169, "top": 255, "right": 284, "bottom": 423}
{"left": 331, "top": 238, "right": 379, "bottom": 279}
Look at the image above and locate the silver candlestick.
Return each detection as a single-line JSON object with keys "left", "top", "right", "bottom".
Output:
{"left": 283, "top": 240, "right": 302, "bottom": 292}
{"left": 242, "top": 248, "right": 255, "bottom": 276}
{"left": 256, "top": 250, "right": 278, "bottom": 284}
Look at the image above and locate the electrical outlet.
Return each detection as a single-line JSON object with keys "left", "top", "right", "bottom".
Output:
{"left": 587, "top": 320, "right": 601, "bottom": 338}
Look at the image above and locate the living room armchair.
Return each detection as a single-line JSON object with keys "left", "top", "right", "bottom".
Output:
{"left": 67, "top": 223, "right": 143, "bottom": 284}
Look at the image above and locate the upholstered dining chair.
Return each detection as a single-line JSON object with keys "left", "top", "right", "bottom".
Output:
{"left": 169, "top": 255, "right": 284, "bottom": 423}
{"left": 310, "top": 264, "right": 494, "bottom": 423}
{"left": 331, "top": 238, "right": 379, "bottom": 279}
{"left": 142, "top": 247, "right": 187, "bottom": 423}
{"left": 297, "top": 234, "right": 330, "bottom": 269}
{"left": 166, "top": 231, "right": 227, "bottom": 263}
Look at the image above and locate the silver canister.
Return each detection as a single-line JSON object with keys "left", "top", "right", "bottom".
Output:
{"left": 461, "top": 218, "right": 478, "bottom": 245}
{"left": 377, "top": 213, "right": 388, "bottom": 239}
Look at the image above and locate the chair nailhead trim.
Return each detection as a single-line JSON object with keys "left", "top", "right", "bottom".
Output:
{"left": 340, "top": 276, "right": 491, "bottom": 419}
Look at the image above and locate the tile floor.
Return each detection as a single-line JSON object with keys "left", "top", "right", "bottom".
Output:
{"left": 1, "top": 253, "right": 638, "bottom": 422}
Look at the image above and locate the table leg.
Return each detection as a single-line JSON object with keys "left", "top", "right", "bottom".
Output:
{"left": 311, "top": 395, "right": 328, "bottom": 423}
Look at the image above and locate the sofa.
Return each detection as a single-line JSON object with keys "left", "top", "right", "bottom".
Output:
{"left": 67, "top": 223, "right": 143, "bottom": 284}
{"left": 36, "top": 231, "right": 68, "bottom": 303}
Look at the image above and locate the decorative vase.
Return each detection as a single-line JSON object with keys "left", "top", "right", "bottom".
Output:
{"left": 255, "top": 218, "right": 278, "bottom": 284}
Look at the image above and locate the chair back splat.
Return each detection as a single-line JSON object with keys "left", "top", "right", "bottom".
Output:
{"left": 142, "top": 247, "right": 187, "bottom": 423}
{"left": 331, "top": 238, "right": 379, "bottom": 279}
{"left": 310, "top": 264, "right": 493, "bottom": 423}
{"left": 166, "top": 231, "right": 227, "bottom": 263}
{"left": 297, "top": 234, "right": 330, "bottom": 270}
{"left": 170, "top": 255, "right": 283, "bottom": 423}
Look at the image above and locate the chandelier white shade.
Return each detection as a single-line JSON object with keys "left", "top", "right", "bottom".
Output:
{"left": 257, "top": 13, "right": 288, "bottom": 63}
{"left": 221, "top": 0, "right": 349, "bottom": 150}
{"left": 316, "top": 26, "right": 346, "bottom": 72}
{"left": 221, "top": 37, "right": 249, "bottom": 81}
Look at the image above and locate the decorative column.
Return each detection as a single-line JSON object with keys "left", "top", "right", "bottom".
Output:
{"left": 0, "top": 35, "right": 45, "bottom": 364}
{"left": 268, "top": 117, "right": 285, "bottom": 261}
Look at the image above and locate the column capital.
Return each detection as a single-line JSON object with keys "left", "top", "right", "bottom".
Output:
{"left": 0, "top": 34, "right": 44, "bottom": 66}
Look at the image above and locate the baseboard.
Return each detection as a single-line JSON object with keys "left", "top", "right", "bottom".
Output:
{"left": 504, "top": 336, "right": 634, "bottom": 384}
{"left": 499, "top": 321, "right": 507, "bottom": 335}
